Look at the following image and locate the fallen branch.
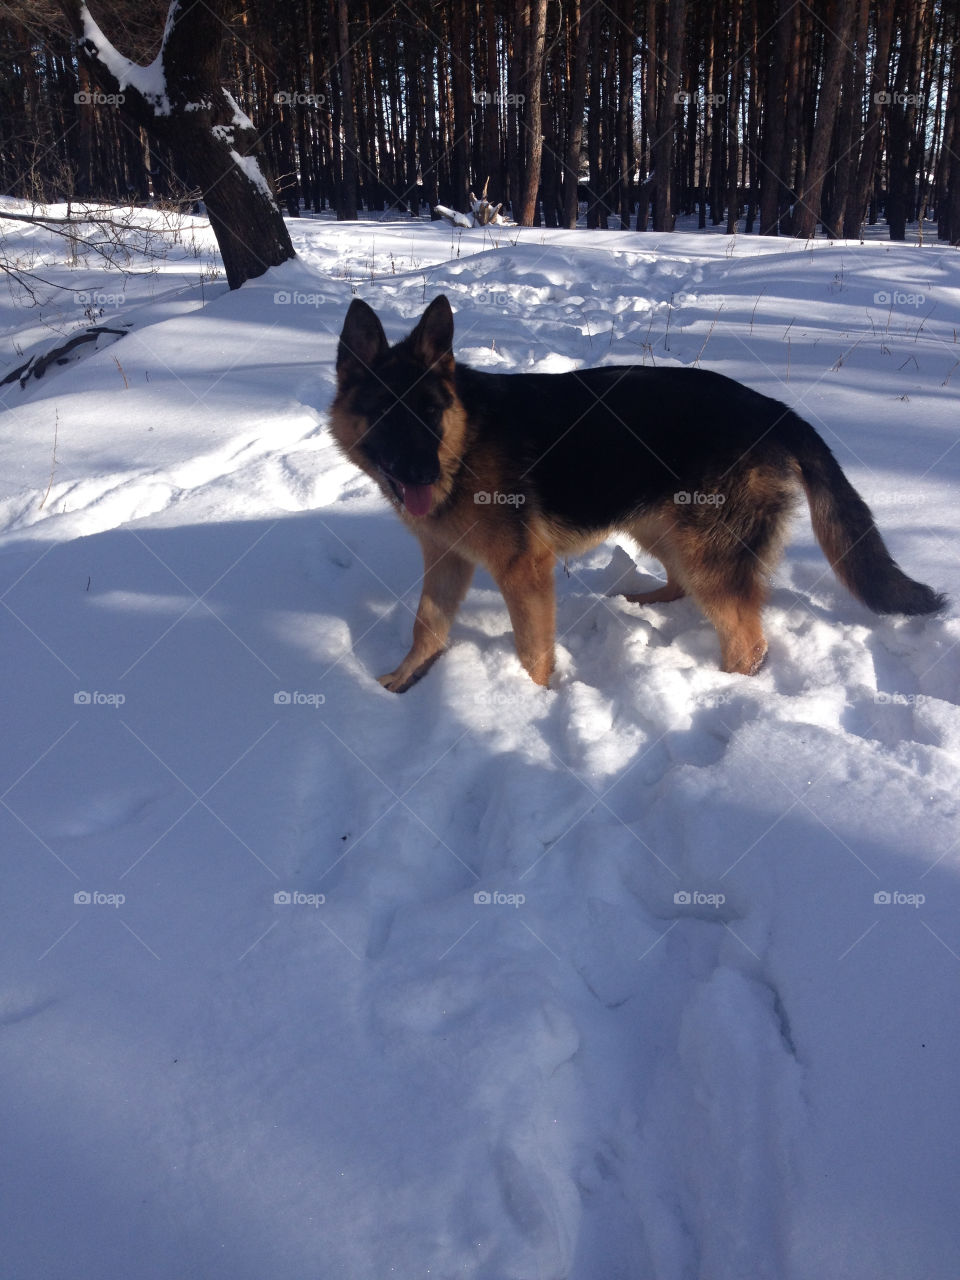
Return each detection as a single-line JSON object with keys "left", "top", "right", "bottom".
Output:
{"left": 1, "top": 324, "right": 131, "bottom": 389}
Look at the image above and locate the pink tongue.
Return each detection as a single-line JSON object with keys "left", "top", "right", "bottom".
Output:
{"left": 402, "top": 483, "right": 433, "bottom": 516}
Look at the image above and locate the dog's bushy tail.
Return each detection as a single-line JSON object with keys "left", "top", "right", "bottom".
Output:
{"left": 782, "top": 413, "right": 945, "bottom": 616}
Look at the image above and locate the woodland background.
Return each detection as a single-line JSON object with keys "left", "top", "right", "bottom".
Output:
{"left": 3, "top": 0, "right": 960, "bottom": 243}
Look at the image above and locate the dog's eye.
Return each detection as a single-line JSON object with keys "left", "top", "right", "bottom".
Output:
{"left": 355, "top": 394, "right": 389, "bottom": 420}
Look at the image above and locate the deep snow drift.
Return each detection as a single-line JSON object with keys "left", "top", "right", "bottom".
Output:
{"left": 1, "top": 203, "right": 959, "bottom": 1279}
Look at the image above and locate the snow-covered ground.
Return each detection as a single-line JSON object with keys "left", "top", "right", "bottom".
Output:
{"left": 2, "top": 202, "right": 959, "bottom": 1279}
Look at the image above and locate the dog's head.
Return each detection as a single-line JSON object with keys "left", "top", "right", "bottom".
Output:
{"left": 332, "top": 296, "right": 459, "bottom": 517}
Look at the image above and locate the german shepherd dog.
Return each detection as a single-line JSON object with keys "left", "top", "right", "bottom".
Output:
{"left": 330, "top": 296, "right": 944, "bottom": 692}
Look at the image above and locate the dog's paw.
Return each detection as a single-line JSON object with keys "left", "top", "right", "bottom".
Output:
{"left": 377, "top": 670, "right": 410, "bottom": 693}
{"left": 377, "top": 651, "right": 444, "bottom": 693}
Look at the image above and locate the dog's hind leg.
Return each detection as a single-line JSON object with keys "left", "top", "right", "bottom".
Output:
{"left": 679, "top": 535, "right": 773, "bottom": 676}
{"left": 670, "top": 472, "right": 792, "bottom": 675}
{"left": 697, "top": 591, "right": 768, "bottom": 675}
{"left": 378, "top": 543, "right": 475, "bottom": 693}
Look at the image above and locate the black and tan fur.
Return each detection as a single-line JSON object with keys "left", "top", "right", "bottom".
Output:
{"left": 330, "top": 295, "right": 944, "bottom": 692}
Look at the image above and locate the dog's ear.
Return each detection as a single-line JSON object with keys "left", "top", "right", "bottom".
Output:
{"left": 410, "top": 295, "right": 454, "bottom": 369}
{"left": 337, "top": 299, "right": 388, "bottom": 383}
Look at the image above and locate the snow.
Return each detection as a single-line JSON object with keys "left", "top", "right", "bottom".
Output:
{"left": 1, "top": 202, "right": 959, "bottom": 1279}
{"left": 79, "top": 2, "right": 170, "bottom": 114}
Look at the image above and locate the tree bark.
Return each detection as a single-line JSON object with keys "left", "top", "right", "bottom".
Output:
{"left": 792, "top": 0, "right": 858, "bottom": 238}
{"left": 652, "top": 0, "right": 684, "bottom": 230}
{"left": 518, "top": 0, "right": 548, "bottom": 224}
{"left": 725, "top": 0, "right": 743, "bottom": 233}
{"left": 562, "top": 0, "right": 590, "bottom": 228}
{"left": 61, "top": 0, "right": 295, "bottom": 288}
{"left": 334, "top": 0, "right": 359, "bottom": 218}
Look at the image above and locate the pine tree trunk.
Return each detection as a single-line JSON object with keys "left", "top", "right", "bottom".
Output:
{"left": 616, "top": 0, "right": 634, "bottom": 228}
{"left": 725, "top": 1, "right": 743, "bottom": 233}
{"left": 792, "top": 0, "right": 858, "bottom": 238}
{"left": 562, "top": 0, "right": 589, "bottom": 228}
{"left": 942, "top": 61, "right": 960, "bottom": 242}
{"left": 652, "top": 0, "right": 685, "bottom": 230}
{"left": 518, "top": 0, "right": 548, "bottom": 224}
{"left": 335, "top": 0, "right": 359, "bottom": 218}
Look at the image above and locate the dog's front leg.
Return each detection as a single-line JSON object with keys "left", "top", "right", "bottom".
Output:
{"left": 495, "top": 549, "right": 557, "bottom": 687}
{"left": 378, "top": 543, "right": 475, "bottom": 693}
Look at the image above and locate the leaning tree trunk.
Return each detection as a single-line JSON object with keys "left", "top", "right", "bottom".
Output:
{"left": 61, "top": 0, "right": 295, "bottom": 289}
